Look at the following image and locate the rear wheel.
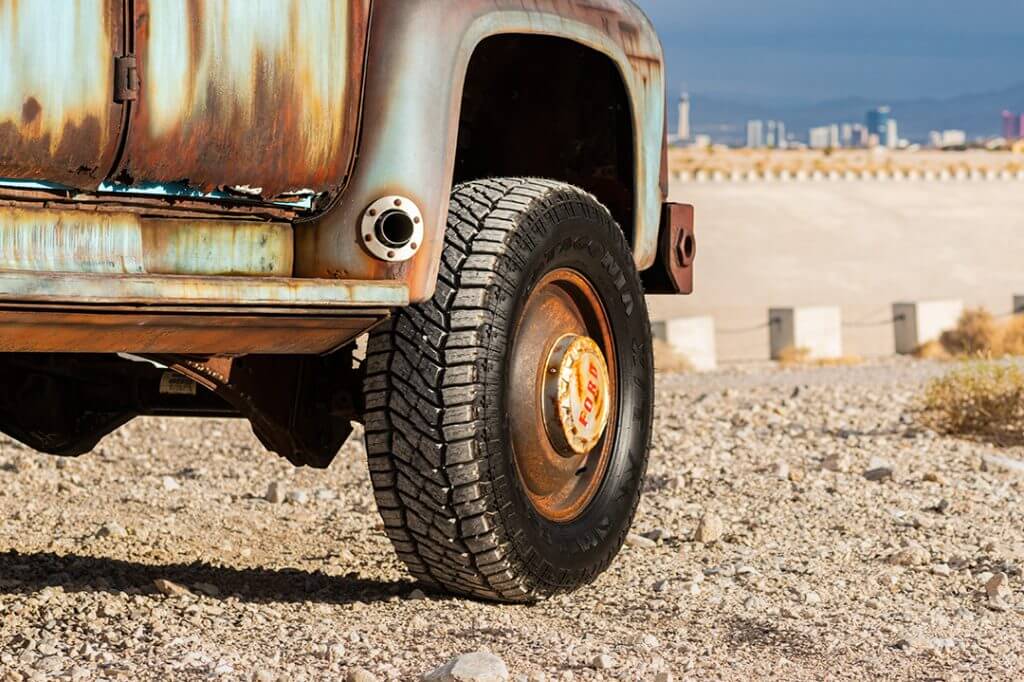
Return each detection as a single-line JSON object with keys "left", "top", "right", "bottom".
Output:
{"left": 363, "top": 178, "right": 653, "bottom": 601}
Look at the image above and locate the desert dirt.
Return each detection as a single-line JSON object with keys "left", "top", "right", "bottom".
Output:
{"left": 1, "top": 358, "right": 1023, "bottom": 681}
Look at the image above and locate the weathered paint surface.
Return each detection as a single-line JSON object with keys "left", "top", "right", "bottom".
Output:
{"left": 0, "top": 0, "right": 122, "bottom": 184}
{"left": 296, "top": 0, "right": 666, "bottom": 301}
{"left": 0, "top": 207, "right": 293, "bottom": 276}
{"left": 1, "top": 0, "right": 667, "bottom": 319}
{"left": 0, "top": 271, "right": 409, "bottom": 308}
{"left": 139, "top": 220, "right": 293, "bottom": 276}
{"left": 117, "top": 0, "right": 369, "bottom": 197}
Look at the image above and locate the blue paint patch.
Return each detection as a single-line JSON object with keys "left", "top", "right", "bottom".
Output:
{"left": 0, "top": 178, "right": 314, "bottom": 211}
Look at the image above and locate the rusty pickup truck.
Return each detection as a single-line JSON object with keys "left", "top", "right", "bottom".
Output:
{"left": 0, "top": 0, "right": 694, "bottom": 602}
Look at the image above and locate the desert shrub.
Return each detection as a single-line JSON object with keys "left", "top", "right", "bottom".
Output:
{"left": 1003, "top": 315, "right": 1024, "bottom": 356}
{"left": 939, "top": 308, "right": 1003, "bottom": 356}
{"left": 937, "top": 309, "right": 1024, "bottom": 358}
{"left": 917, "top": 361, "right": 1024, "bottom": 445}
{"left": 653, "top": 338, "right": 694, "bottom": 374}
{"left": 914, "top": 339, "right": 950, "bottom": 361}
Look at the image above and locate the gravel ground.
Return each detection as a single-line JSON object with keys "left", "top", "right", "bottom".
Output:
{"left": 2, "top": 358, "right": 1023, "bottom": 681}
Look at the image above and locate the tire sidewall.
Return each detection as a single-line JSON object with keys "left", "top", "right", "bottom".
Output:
{"left": 490, "top": 195, "right": 653, "bottom": 581}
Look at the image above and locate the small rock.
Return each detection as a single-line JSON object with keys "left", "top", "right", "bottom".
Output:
{"left": 985, "top": 572, "right": 1008, "bottom": 599}
{"left": 888, "top": 544, "right": 930, "bottom": 567}
{"left": 654, "top": 674, "right": 674, "bottom": 682}
{"left": 773, "top": 461, "right": 790, "bottom": 480}
{"left": 591, "top": 654, "right": 615, "bottom": 670}
{"left": 253, "top": 671, "right": 275, "bottom": 682}
{"left": 422, "top": 652, "right": 509, "bottom": 682}
{"left": 326, "top": 642, "right": 345, "bottom": 662}
{"left": 408, "top": 589, "right": 427, "bottom": 601}
{"left": 788, "top": 468, "right": 806, "bottom": 483}
{"left": 637, "top": 634, "right": 659, "bottom": 651}
{"left": 153, "top": 579, "right": 193, "bottom": 598}
{"left": 803, "top": 591, "right": 822, "bottom": 605}
{"left": 161, "top": 476, "right": 181, "bottom": 491}
{"left": 96, "top": 521, "right": 127, "bottom": 539}
{"left": 347, "top": 669, "right": 380, "bottom": 682}
{"left": 642, "top": 528, "right": 671, "bottom": 543}
{"left": 694, "top": 513, "right": 724, "bottom": 544}
{"left": 931, "top": 563, "right": 952, "bottom": 577}
{"left": 923, "top": 471, "right": 947, "bottom": 485}
{"left": 864, "top": 467, "right": 894, "bottom": 482}
{"left": 821, "top": 454, "right": 846, "bottom": 472}
{"left": 679, "top": 581, "right": 701, "bottom": 596}
{"left": 982, "top": 454, "right": 1024, "bottom": 476}
{"left": 285, "top": 490, "right": 309, "bottom": 505}
{"left": 315, "top": 489, "right": 338, "bottom": 501}
{"left": 264, "top": 482, "right": 286, "bottom": 504}
{"left": 626, "top": 533, "right": 657, "bottom": 549}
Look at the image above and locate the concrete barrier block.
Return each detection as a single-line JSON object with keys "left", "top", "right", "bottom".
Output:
{"left": 651, "top": 316, "right": 717, "bottom": 371}
{"left": 892, "top": 300, "right": 964, "bottom": 354}
{"left": 769, "top": 306, "right": 842, "bottom": 360}
{"left": 1014, "top": 295, "right": 1024, "bottom": 314}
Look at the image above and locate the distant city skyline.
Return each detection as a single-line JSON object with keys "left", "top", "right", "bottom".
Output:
{"left": 635, "top": 1, "right": 1024, "bottom": 102}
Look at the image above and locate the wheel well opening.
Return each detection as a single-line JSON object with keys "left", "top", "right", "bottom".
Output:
{"left": 454, "top": 35, "right": 636, "bottom": 245}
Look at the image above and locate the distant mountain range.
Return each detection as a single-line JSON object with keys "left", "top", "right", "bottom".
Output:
{"left": 675, "top": 82, "right": 1024, "bottom": 145}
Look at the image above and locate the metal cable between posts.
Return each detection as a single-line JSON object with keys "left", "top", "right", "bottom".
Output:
{"left": 842, "top": 314, "right": 905, "bottom": 329}
{"left": 715, "top": 321, "right": 772, "bottom": 336}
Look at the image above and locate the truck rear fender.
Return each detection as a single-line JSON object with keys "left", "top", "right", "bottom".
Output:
{"left": 296, "top": 0, "right": 665, "bottom": 303}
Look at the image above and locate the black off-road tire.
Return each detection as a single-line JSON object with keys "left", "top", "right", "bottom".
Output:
{"left": 362, "top": 178, "right": 653, "bottom": 602}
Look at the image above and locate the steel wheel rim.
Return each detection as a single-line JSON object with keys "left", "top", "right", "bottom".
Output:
{"left": 507, "top": 268, "right": 617, "bottom": 523}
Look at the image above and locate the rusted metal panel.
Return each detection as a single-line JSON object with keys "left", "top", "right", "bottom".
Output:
{"left": 296, "top": 0, "right": 666, "bottom": 301}
{"left": 0, "top": 271, "right": 408, "bottom": 307}
{"left": 0, "top": 0, "right": 125, "bottom": 185}
{"left": 0, "top": 304, "right": 378, "bottom": 354}
{"left": 641, "top": 203, "right": 696, "bottom": 295}
{"left": 139, "top": 219, "right": 292, "bottom": 276}
{"left": 0, "top": 207, "right": 293, "bottom": 276}
{"left": 115, "top": 0, "right": 370, "bottom": 198}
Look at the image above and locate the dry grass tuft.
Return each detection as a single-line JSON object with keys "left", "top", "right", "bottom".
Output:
{"left": 917, "top": 361, "right": 1024, "bottom": 445}
{"left": 776, "top": 346, "right": 862, "bottom": 368}
{"left": 653, "top": 338, "right": 694, "bottom": 374}
{"left": 937, "top": 309, "right": 1024, "bottom": 358}
{"left": 914, "top": 339, "right": 951, "bottom": 361}
{"left": 777, "top": 346, "right": 812, "bottom": 367}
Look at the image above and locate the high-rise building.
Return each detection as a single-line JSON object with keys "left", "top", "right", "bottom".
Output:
{"left": 866, "top": 107, "right": 891, "bottom": 146}
{"left": 766, "top": 120, "right": 777, "bottom": 148}
{"left": 1002, "top": 111, "right": 1018, "bottom": 141}
{"left": 746, "top": 120, "right": 765, "bottom": 148}
{"left": 808, "top": 126, "right": 831, "bottom": 149}
{"left": 841, "top": 123, "right": 854, "bottom": 148}
{"left": 776, "top": 121, "right": 787, "bottom": 149}
{"left": 885, "top": 119, "right": 899, "bottom": 149}
{"left": 677, "top": 92, "right": 691, "bottom": 142}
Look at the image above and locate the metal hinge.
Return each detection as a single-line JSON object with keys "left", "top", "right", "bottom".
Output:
{"left": 114, "top": 55, "right": 139, "bottom": 103}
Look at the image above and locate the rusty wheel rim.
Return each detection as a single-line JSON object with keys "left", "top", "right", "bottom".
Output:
{"left": 508, "top": 268, "right": 617, "bottom": 524}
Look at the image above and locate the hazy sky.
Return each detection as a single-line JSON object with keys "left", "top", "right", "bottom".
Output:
{"left": 634, "top": 1, "right": 1024, "bottom": 102}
